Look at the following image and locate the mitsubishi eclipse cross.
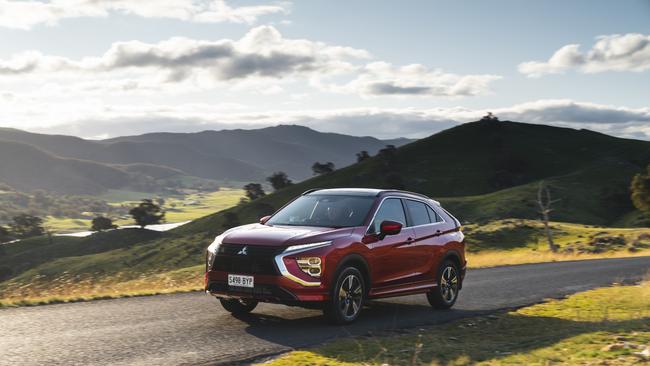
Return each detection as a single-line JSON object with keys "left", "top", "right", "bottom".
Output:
{"left": 205, "top": 188, "right": 466, "bottom": 324}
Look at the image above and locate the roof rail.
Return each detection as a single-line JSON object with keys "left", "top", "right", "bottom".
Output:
{"left": 302, "top": 188, "right": 322, "bottom": 195}
{"left": 378, "top": 190, "right": 440, "bottom": 205}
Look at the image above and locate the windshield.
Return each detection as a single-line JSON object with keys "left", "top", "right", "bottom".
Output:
{"left": 267, "top": 194, "right": 375, "bottom": 228}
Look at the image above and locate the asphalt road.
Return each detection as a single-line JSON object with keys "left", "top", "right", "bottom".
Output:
{"left": 2, "top": 256, "right": 649, "bottom": 366}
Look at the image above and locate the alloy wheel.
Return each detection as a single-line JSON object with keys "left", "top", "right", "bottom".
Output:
{"left": 338, "top": 274, "right": 363, "bottom": 321}
{"left": 439, "top": 265, "right": 459, "bottom": 303}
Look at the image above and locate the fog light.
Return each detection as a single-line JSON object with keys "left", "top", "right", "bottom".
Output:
{"left": 297, "top": 257, "right": 322, "bottom": 277}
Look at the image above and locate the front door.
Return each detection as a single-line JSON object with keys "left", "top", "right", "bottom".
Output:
{"left": 367, "top": 198, "right": 420, "bottom": 288}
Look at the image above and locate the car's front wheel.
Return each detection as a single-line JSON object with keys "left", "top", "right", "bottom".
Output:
{"left": 219, "top": 298, "right": 258, "bottom": 315}
{"left": 427, "top": 260, "right": 460, "bottom": 309}
{"left": 323, "top": 267, "right": 365, "bottom": 324}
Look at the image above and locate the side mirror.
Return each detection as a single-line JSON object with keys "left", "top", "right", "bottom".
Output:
{"left": 259, "top": 215, "right": 271, "bottom": 225}
{"left": 380, "top": 220, "right": 402, "bottom": 236}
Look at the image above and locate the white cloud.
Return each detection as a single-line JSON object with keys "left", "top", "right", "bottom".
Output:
{"left": 0, "top": 26, "right": 367, "bottom": 83}
{"left": 0, "top": 25, "right": 500, "bottom": 100}
{"left": 3, "top": 97, "right": 649, "bottom": 140}
{"left": 0, "top": 0, "right": 288, "bottom": 30}
{"left": 519, "top": 33, "right": 650, "bottom": 77}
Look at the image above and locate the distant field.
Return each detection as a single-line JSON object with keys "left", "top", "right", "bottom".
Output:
{"left": 266, "top": 280, "right": 650, "bottom": 365}
{"left": 44, "top": 188, "right": 244, "bottom": 233}
{"left": 1, "top": 219, "right": 649, "bottom": 307}
{"left": 464, "top": 219, "right": 650, "bottom": 267}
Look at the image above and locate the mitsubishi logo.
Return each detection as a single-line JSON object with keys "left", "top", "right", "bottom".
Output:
{"left": 237, "top": 246, "right": 248, "bottom": 255}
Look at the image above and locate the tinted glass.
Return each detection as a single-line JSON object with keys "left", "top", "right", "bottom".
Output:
{"left": 370, "top": 198, "right": 406, "bottom": 233}
{"left": 406, "top": 200, "right": 431, "bottom": 226}
{"left": 427, "top": 206, "right": 442, "bottom": 223}
{"left": 267, "top": 195, "right": 375, "bottom": 228}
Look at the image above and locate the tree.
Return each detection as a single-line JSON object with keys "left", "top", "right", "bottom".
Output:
{"left": 91, "top": 216, "right": 117, "bottom": 232}
{"left": 156, "top": 197, "right": 166, "bottom": 207}
{"left": 356, "top": 151, "right": 371, "bottom": 163}
{"left": 378, "top": 145, "right": 397, "bottom": 160}
{"left": 480, "top": 112, "right": 499, "bottom": 122}
{"left": 129, "top": 199, "right": 165, "bottom": 229}
{"left": 32, "top": 190, "right": 53, "bottom": 208}
{"left": 0, "top": 226, "right": 11, "bottom": 244}
{"left": 243, "top": 183, "right": 266, "bottom": 201}
{"left": 537, "top": 181, "right": 560, "bottom": 252}
{"left": 266, "top": 172, "right": 293, "bottom": 191}
{"left": 8, "top": 214, "right": 44, "bottom": 239}
{"left": 631, "top": 164, "right": 650, "bottom": 217}
{"left": 312, "top": 162, "right": 335, "bottom": 175}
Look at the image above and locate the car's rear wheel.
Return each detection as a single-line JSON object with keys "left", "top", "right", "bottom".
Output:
{"left": 427, "top": 260, "right": 460, "bottom": 309}
{"left": 324, "top": 267, "right": 365, "bottom": 324}
{"left": 219, "top": 298, "right": 258, "bottom": 315}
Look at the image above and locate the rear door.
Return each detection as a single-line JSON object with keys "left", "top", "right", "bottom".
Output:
{"left": 404, "top": 199, "right": 448, "bottom": 281}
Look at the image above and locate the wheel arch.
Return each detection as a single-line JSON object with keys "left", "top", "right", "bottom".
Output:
{"left": 441, "top": 249, "right": 464, "bottom": 289}
{"left": 334, "top": 253, "right": 372, "bottom": 294}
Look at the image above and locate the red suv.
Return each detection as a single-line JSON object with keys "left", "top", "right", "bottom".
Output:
{"left": 205, "top": 188, "right": 465, "bottom": 324}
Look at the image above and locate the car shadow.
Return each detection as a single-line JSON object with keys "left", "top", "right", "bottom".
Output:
{"left": 227, "top": 301, "right": 649, "bottom": 365}
{"left": 307, "top": 314, "right": 650, "bottom": 365}
{"left": 230, "top": 299, "right": 492, "bottom": 350}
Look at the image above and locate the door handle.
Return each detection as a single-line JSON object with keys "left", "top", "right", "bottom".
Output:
{"left": 405, "top": 237, "right": 414, "bottom": 244}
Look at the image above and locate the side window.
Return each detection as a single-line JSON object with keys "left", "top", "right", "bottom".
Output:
{"left": 370, "top": 198, "right": 406, "bottom": 233}
{"left": 405, "top": 200, "right": 431, "bottom": 226}
{"left": 427, "top": 205, "right": 442, "bottom": 223}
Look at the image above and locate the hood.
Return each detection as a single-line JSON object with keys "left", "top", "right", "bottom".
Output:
{"left": 222, "top": 223, "right": 354, "bottom": 246}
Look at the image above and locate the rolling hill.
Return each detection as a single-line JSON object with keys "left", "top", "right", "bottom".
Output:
{"left": 2, "top": 120, "right": 649, "bottom": 295}
{"left": 0, "top": 125, "right": 412, "bottom": 194}
{"left": 0, "top": 140, "right": 133, "bottom": 194}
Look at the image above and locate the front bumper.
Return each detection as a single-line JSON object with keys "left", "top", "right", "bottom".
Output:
{"left": 205, "top": 270, "right": 330, "bottom": 303}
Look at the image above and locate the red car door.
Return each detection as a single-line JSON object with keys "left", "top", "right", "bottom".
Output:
{"left": 366, "top": 198, "right": 419, "bottom": 288}
{"left": 405, "top": 199, "right": 448, "bottom": 282}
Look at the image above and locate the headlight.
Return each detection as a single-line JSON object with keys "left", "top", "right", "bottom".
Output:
{"left": 296, "top": 257, "right": 322, "bottom": 277}
{"left": 282, "top": 241, "right": 331, "bottom": 278}
{"left": 206, "top": 235, "right": 223, "bottom": 270}
{"left": 284, "top": 241, "right": 331, "bottom": 253}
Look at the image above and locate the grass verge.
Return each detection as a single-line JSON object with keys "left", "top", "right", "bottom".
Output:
{"left": 263, "top": 280, "right": 650, "bottom": 366}
{"left": 0, "top": 265, "right": 204, "bottom": 307}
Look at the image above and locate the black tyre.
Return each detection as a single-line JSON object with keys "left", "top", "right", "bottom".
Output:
{"left": 323, "top": 267, "right": 365, "bottom": 324}
{"left": 427, "top": 260, "right": 460, "bottom": 309}
{"left": 219, "top": 298, "right": 258, "bottom": 315}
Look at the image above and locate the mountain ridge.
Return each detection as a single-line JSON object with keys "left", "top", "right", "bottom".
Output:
{"left": 0, "top": 125, "right": 413, "bottom": 194}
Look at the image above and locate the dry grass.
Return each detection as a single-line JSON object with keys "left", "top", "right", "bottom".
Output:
{"left": 468, "top": 248, "right": 650, "bottom": 268}
{"left": 0, "top": 265, "right": 204, "bottom": 307}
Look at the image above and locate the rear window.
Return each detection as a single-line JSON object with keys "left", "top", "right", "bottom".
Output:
{"left": 405, "top": 200, "right": 430, "bottom": 226}
{"left": 427, "top": 205, "right": 442, "bottom": 223}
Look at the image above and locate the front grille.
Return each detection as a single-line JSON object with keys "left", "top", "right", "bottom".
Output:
{"left": 211, "top": 243, "right": 283, "bottom": 275}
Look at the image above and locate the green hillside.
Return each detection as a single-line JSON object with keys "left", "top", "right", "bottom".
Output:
{"left": 0, "top": 140, "right": 133, "bottom": 194}
{"left": 2, "top": 121, "right": 649, "bottom": 304}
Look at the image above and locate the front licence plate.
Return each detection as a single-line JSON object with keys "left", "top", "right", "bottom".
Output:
{"left": 228, "top": 274, "right": 254, "bottom": 288}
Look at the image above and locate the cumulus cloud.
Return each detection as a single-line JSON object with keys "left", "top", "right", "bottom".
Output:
{"left": 519, "top": 33, "right": 650, "bottom": 77}
{"left": 318, "top": 62, "right": 501, "bottom": 97}
{"left": 0, "top": 26, "right": 500, "bottom": 99}
{"left": 0, "top": 26, "right": 369, "bottom": 89}
{"left": 0, "top": 0, "right": 288, "bottom": 30}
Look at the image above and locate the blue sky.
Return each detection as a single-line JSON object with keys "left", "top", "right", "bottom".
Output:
{"left": 0, "top": 0, "right": 648, "bottom": 139}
